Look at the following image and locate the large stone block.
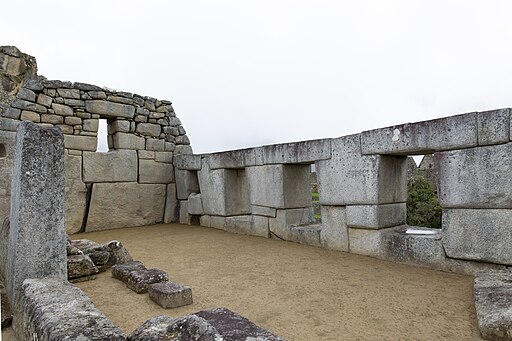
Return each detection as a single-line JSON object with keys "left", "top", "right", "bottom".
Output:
{"left": 83, "top": 150, "right": 137, "bottom": 182}
{"left": 13, "top": 279, "right": 126, "bottom": 340}
{"left": 7, "top": 122, "right": 67, "bottom": 306}
{"left": 173, "top": 154, "right": 202, "bottom": 170}
{"left": 251, "top": 205, "right": 277, "bottom": 218}
{"left": 346, "top": 203, "right": 406, "bottom": 229}
{"left": 64, "top": 155, "right": 87, "bottom": 234}
{"left": 149, "top": 282, "right": 193, "bottom": 309}
{"left": 262, "top": 138, "right": 331, "bottom": 164}
{"left": 187, "top": 193, "right": 204, "bottom": 215}
{"left": 320, "top": 206, "right": 348, "bottom": 251}
{"left": 86, "top": 182, "right": 166, "bottom": 231}
{"left": 198, "top": 158, "right": 250, "bottom": 216}
{"left": 179, "top": 200, "right": 190, "bottom": 225}
{"left": 0, "top": 130, "right": 15, "bottom": 224}
{"left": 209, "top": 148, "right": 256, "bottom": 169}
{"left": 348, "top": 228, "right": 385, "bottom": 257}
{"left": 175, "top": 169, "right": 200, "bottom": 200}
{"left": 477, "top": 108, "right": 510, "bottom": 146}
{"left": 436, "top": 143, "right": 512, "bottom": 208}
{"left": 64, "top": 134, "right": 97, "bottom": 151}
{"left": 163, "top": 184, "right": 178, "bottom": 223}
{"left": 112, "top": 132, "right": 145, "bottom": 150}
{"left": 361, "top": 112, "right": 478, "bottom": 155}
{"left": 85, "top": 100, "right": 135, "bottom": 119}
{"left": 139, "top": 159, "right": 174, "bottom": 183}
{"left": 316, "top": 134, "right": 407, "bottom": 205}
{"left": 269, "top": 208, "right": 315, "bottom": 244}
{"left": 442, "top": 209, "right": 512, "bottom": 265}
{"left": 224, "top": 215, "right": 268, "bottom": 238}
{"left": 247, "top": 164, "right": 312, "bottom": 209}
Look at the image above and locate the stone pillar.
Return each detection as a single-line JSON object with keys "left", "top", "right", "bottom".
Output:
{"left": 7, "top": 121, "right": 67, "bottom": 306}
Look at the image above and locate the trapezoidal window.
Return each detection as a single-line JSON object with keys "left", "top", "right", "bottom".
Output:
{"left": 96, "top": 119, "right": 109, "bottom": 152}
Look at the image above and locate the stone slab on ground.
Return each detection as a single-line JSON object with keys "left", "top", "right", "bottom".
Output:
{"left": 13, "top": 278, "right": 126, "bottom": 340}
{"left": 129, "top": 315, "right": 219, "bottom": 341}
{"left": 149, "top": 281, "right": 193, "bottom": 309}
{"left": 81, "top": 240, "right": 133, "bottom": 267}
{"left": 7, "top": 122, "right": 67, "bottom": 307}
{"left": 126, "top": 268, "right": 169, "bottom": 294}
{"left": 67, "top": 254, "right": 99, "bottom": 280}
{"left": 474, "top": 270, "right": 512, "bottom": 340}
{"left": 112, "top": 261, "right": 146, "bottom": 282}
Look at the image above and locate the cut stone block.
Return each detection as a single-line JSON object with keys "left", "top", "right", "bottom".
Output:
{"left": 198, "top": 158, "right": 250, "bottom": 216}
{"left": 209, "top": 216, "right": 227, "bottom": 230}
{"left": 348, "top": 228, "right": 385, "bottom": 258}
{"left": 63, "top": 134, "right": 97, "bottom": 151}
{"left": 252, "top": 215, "right": 270, "bottom": 238}
{"left": 247, "top": 164, "right": 312, "bottom": 209}
{"left": 7, "top": 122, "right": 67, "bottom": 306}
{"left": 155, "top": 151, "right": 173, "bottom": 163}
{"left": 436, "top": 143, "right": 512, "bottom": 208}
{"left": 261, "top": 138, "right": 331, "bottom": 164}
{"left": 112, "top": 132, "right": 145, "bottom": 150}
{"left": 316, "top": 134, "right": 407, "bottom": 205}
{"left": 139, "top": 159, "right": 174, "bottom": 184}
{"left": 269, "top": 208, "right": 317, "bottom": 245}
{"left": 164, "top": 184, "right": 179, "bottom": 223}
{"left": 85, "top": 100, "right": 135, "bottom": 119}
{"left": 129, "top": 315, "right": 219, "bottom": 341}
{"left": 112, "top": 261, "right": 146, "bottom": 282}
{"left": 346, "top": 203, "right": 406, "bottom": 229}
{"left": 179, "top": 200, "right": 190, "bottom": 225}
{"left": 148, "top": 281, "right": 193, "bottom": 309}
{"left": 0, "top": 131, "right": 16, "bottom": 225}
{"left": 320, "top": 205, "right": 348, "bottom": 251}
{"left": 174, "top": 154, "right": 202, "bottom": 170}
{"left": 86, "top": 183, "right": 166, "bottom": 231}
{"left": 51, "top": 103, "right": 74, "bottom": 116}
{"left": 88, "top": 250, "right": 110, "bottom": 267}
{"left": 224, "top": 215, "right": 268, "bottom": 237}
{"left": 360, "top": 112, "right": 478, "bottom": 155}
{"left": 474, "top": 270, "right": 512, "bottom": 341}
{"left": 188, "top": 193, "right": 204, "bottom": 215}
{"left": 146, "top": 138, "right": 165, "bottom": 151}
{"left": 83, "top": 150, "right": 137, "bottom": 183}
{"left": 81, "top": 240, "right": 133, "bottom": 267}
{"left": 13, "top": 278, "right": 126, "bottom": 340}
{"left": 175, "top": 169, "right": 200, "bottom": 200}
{"left": 477, "top": 108, "right": 510, "bottom": 146}
{"left": 252, "top": 205, "right": 277, "bottom": 218}
{"left": 67, "top": 254, "right": 99, "bottom": 279}
{"left": 1, "top": 218, "right": 9, "bottom": 284}
{"left": 442, "top": 209, "right": 512, "bottom": 265}
{"left": 108, "top": 119, "right": 130, "bottom": 133}
{"left": 126, "top": 268, "right": 169, "bottom": 294}
{"left": 208, "top": 148, "right": 256, "bottom": 169}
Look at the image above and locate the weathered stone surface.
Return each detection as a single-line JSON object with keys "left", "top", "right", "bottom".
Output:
{"left": 126, "top": 268, "right": 169, "bottom": 294}
{"left": 198, "top": 159, "right": 251, "bottom": 216}
{"left": 51, "top": 103, "right": 74, "bottom": 116}
{"left": 346, "top": 203, "right": 406, "bottom": 229}
{"left": 70, "top": 238, "right": 100, "bottom": 251}
{"left": 2, "top": 107, "right": 20, "bottom": 119}
{"left": 442, "top": 209, "right": 512, "bottom": 265}
{"left": 269, "top": 208, "right": 316, "bottom": 245}
{"left": 136, "top": 123, "right": 161, "bottom": 137}
{"left": 174, "top": 153, "right": 202, "bottom": 170}
{"left": 149, "top": 281, "right": 193, "bottom": 309}
{"left": 82, "top": 118, "right": 99, "bottom": 132}
{"left": 83, "top": 150, "right": 137, "bottom": 183}
{"left": 0, "top": 117, "right": 20, "bottom": 131}
{"left": 436, "top": 143, "right": 512, "bottom": 208}
{"left": 477, "top": 108, "right": 510, "bottom": 146}
{"left": 73, "top": 82, "right": 103, "bottom": 91}
{"left": 112, "top": 261, "right": 146, "bottom": 282}
{"left": 361, "top": 112, "right": 478, "bottom": 155}
{"left": 209, "top": 148, "right": 256, "bottom": 169}
{"left": 85, "top": 100, "right": 135, "bottom": 119}
{"left": 67, "top": 254, "right": 99, "bottom": 279}
{"left": 13, "top": 278, "right": 126, "bottom": 340}
{"left": 11, "top": 99, "right": 46, "bottom": 113}
{"left": 7, "top": 122, "right": 67, "bottom": 306}
{"left": 179, "top": 200, "right": 190, "bottom": 225}
{"left": 224, "top": 215, "right": 268, "bottom": 238}
{"left": 348, "top": 227, "right": 385, "bottom": 257}
{"left": 252, "top": 215, "right": 270, "bottom": 237}
{"left": 474, "top": 270, "right": 512, "bottom": 341}
{"left": 108, "top": 119, "right": 130, "bottom": 133}
{"left": 175, "top": 169, "right": 200, "bottom": 200}
{"left": 316, "top": 134, "right": 407, "bottom": 205}
{"left": 139, "top": 159, "right": 174, "bottom": 184}
{"left": 146, "top": 138, "right": 165, "bottom": 151}
{"left": 20, "top": 110, "right": 40, "bottom": 122}
{"left": 86, "top": 182, "right": 166, "bottom": 231}
{"left": 41, "top": 113, "right": 63, "bottom": 124}
{"left": 247, "top": 164, "right": 312, "bottom": 209}
{"left": 320, "top": 206, "right": 349, "bottom": 251}
{"left": 129, "top": 315, "right": 219, "bottom": 341}
{"left": 64, "top": 116, "right": 82, "bottom": 125}
{"left": 16, "top": 88, "right": 35, "bottom": 101}
{"left": 155, "top": 151, "right": 173, "bottom": 163}
{"left": 0, "top": 131, "right": 15, "bottom": 225}
{"left": 138, "top": 150, "right": 155, "bottom": 159}
{"left": 252, "top": 205, "right": 277, "bottom": 218}
{"left": 175, "top": 144, "right": 193, "bottom": 154}
{"left": 64, "top": 154, "right": 87, "bottom": 234}
{"left": 1, "top": 285, "right": 12, "bottom": 329}
{"left": 188, "top": 193, "right": 204, "bottom": 215}
{"left": 81, "top": 240, "right": 133, "bottom": 267}
{"left": 0, "top": 218, "right": 9, "bottom": 284}
{"left": 57, "top": 88, "right": 80, "bottom": 99}
{"left": 63, "top": 134, "right": 97, "bottom": 151}
{"left": 36, "top": 93, "right": 53, "bottom": 107}
{"left": 112, "top": 132, "right": 145, "bottom": 150}
{"left": 164, "top": 184, "right": 179, "bottom": 223}
{"left": 261, "top": 138, "right": 331, "bottom": 164}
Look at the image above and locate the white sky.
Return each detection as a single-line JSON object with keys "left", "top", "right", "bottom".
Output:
{"left": 2, "top": 1, "right": 512, "bottom": 154}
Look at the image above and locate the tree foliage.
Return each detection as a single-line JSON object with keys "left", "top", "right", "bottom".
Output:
{"left": 406, "top": 175, "right": 442, "bottom": 228}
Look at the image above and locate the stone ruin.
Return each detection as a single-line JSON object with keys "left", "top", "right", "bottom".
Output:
{"left": 1, "top": 46, "right": 512, "bottom": 340}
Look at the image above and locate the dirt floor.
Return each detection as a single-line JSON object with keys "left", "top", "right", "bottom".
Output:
{"left": 2, "top": 223, "right": 483, "bottom": 340}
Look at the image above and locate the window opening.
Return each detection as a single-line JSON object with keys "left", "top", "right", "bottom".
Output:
{"left": 96, "top": 119, "right": 109, "bottom": 152}
{"left": 311, "top": 164, "right": 321, "bottom": 223}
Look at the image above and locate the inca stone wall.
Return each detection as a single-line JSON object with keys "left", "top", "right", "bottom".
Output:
{"left": 0, "top": 46, "right": 190, "bottom": 234}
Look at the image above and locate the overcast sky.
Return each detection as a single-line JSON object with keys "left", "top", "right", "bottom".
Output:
{"left": 2, "top": 1, "right": 512, "bottom": 154}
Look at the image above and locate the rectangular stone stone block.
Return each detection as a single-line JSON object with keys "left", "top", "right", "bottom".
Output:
{"left": 155, "top": 151, "right": 173, "bottom": 163}
{"left": 360, "top": 112, "right": 478, "bottom": 155}
{"left": 477, "top": 108, "right": 510, "bottom": 146}
{"left": 175, "top": 169, "right": 200, "bottom": 200}
{"left": 0, "top": 117, "right": 20, "bottom": 131}
{"left": 252, "top": 215, "right": 270, "bottom": 238}
{"left": 199, "top": 215, "right": 211, "bottom": 227}
{"left": 86, "top": 182, "right": 166, "bottom": 231}
{"left": 64, "top": 134, "right": 97, "bottom": 151}
{"left": 139, "top": 159, "right": 174, "bottom": 183}
{"left": 320, "top": 206, "right": 348, "bottom": 251}
{"left": 247, "top": 164, "right": 312, "bottom": 209}
{"left": 7, "top": 122, "right": 67, "bottom": 306}
{"left": 436, "top": 143, "right": 512, "bottom": 208}
{"left": 83, "top": 150, "right": 137, "bottom": 183}
{"left": 348, "top": 228, "right": 385, "bottom": 257}
{"left": 209, "top": 216, "right": 227, "bottom": 230}
{"left": 262, "top": 138, "right": 331, "bottom": 164}
{"left": 138, "top": 150, "right": 155, "bottom": 159}
{"left": 442, "top": 209, "right": 512, "bottom": 265}
{"left": 179, "top": 200, "right": 190, "bottom": 224}
{"left": 85, "top": 100, "right": 135, "bottom": 119}
{"left": 251, "top": 205, "right": 277, "bottom": 218}
{"left": 316, "top": 134, "right": 407, "bottom": 205}
{"left": 163, "top": 184, "right": 178, "bottom": 223}
{"left": 126, "top": 268, "right": 169, "bottom": 294}
{"left": 198, "top": 158, "right": 250, "bottom": 216}
{"left": 346, "top": 203, "right": 406, "bottom": 229}
{"left": 187, "top": 193, "right": 204, "bottom": 215}
{"left": 149, "top": 282, "right": 193, "bottom": 309}
{"left": 64, "top": 155, "right": 87, "bottom": 234}
{"left": 108, "top": 120, "right": 130, "bottom": 133}
{"left": 113, "top": 132, "right": 145, "bottom": 150}
{"left": 208, "top": 148, "right": 256, "bottom": 169}
{"left": 174, "top": 154, "right": 202, "bottom": 170}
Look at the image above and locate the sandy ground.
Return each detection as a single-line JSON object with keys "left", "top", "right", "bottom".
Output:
{"left": 2, "top": 223, "right": 482, "bottom": 340}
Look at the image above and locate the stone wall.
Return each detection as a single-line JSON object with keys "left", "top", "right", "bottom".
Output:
{"left": 0, "top": 47, "right": 191, "bottom": 234}
{"left": 175, "top": 108, "right": 512, "bottom": 274}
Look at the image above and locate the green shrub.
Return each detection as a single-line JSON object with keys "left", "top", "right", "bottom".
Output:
{"left": 406, "top": 175, "right": 442, "bottom": 228}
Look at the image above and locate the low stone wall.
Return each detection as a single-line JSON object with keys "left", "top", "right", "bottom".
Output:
{"left": 175, "top": 108, "right": 512, "bottom": 275}
{"left": 0, "top": 46, "right": 190, "bottom": 234}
